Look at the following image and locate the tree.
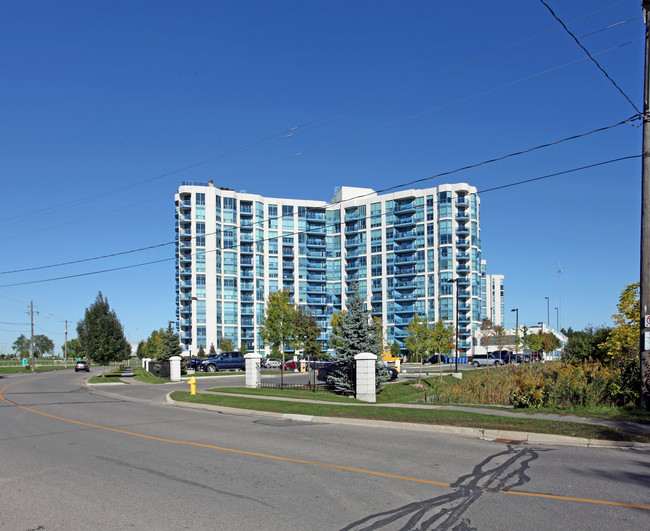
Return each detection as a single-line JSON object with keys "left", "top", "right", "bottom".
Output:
{"left": 390, "top": 340, "right": 401, "bottom": 358}
{"left": 136, "top": 341, "right": 146, "bottom": 359}
{"left": 62, "top": 337, "right": 84, "bottom": 360}
{"left": 430, "top": 320, "right": 455, "bottom": 380}
{"left": 33, "top": 335, "right": 54, "bottom": 358}
{"left": 144, "top": 329, "right": 163, "bottom": 358}
{"left": 328, "top": 285, "right": 384, "bottom": 395}
{"left": 220, "top": 338, "right": 235, "bottom": 352}
{"left": 600, "top": 282, "right": 640, "bottom": 365}
{"left": 197, "top": 345, "right": 206, "bottom": 358}
{"left": 493, "top": 325, "right": 509, "bottom": 352}
{"left": 479, "top": 319, "right": 494, "bottom": 351}
{"left": 563, "top": 325, "right": 611, "bottom": 363}
{"left": 260, "top": 289, "right": 295, "bottom": 365}
{"left": 292, "top": 306, "right": 322, "bottom": 356}
{"left": 404, "top": 314, "right": 432, "bottom": 385}
{"left": 208, "top": 344, "right": 217, "bottom": 356}
{"left": 240, "top": 341, "right": 248, "bottom": 356}
{"left": 76, "top": 292, "right": 131, "bottom": 376}
{"left": 12, "top": 334, "right": 30, "bottom": 358}
{"left": 158, "top": 323, "right": 182, "bottom": 361}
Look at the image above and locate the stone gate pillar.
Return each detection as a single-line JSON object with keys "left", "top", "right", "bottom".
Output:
{"left": 245, "top": 353, "right": 262, "bottom": 388}
{"left": 354, "top": 352, "right": 377, "bottom": 403}
{"left": 170, "top": 356, "right": 182, "bottom": 382}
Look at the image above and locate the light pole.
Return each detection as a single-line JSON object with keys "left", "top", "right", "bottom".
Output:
{"left": 545, "top": 296, "right": 550, "bottom": 328}
{"left": 511, "top": 308, "right": 519, "bottom": 356}
{"left": 554, "top": 307, "right": 559, "bottom": 331}
{"left": 444, "top": 278, "right": 460, "bottom": 373}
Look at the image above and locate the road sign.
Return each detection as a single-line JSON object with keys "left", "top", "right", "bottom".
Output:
{"left": 645, "top": 315, "right": 650, "bottom": 328}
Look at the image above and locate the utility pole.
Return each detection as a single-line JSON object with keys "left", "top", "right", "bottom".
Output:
{"left": 641, "top": 1, "right": 650, "bottom": 410}
{"left": 30, "top": 300, "right": 35, "bottom": 373}
{"left": 64, "top": 320, "right": 68, "bottom": 367}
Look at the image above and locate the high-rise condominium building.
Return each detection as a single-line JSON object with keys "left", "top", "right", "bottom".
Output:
{"left": 175, "top": 182, "right": 482, "bottom": 356}
{"left": 481, "top": 270, "right": 505, "bottom": 326}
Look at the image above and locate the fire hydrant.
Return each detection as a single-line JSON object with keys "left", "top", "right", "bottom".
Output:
{"left": 188, "top": 376, "right": 196, "bottom": 395}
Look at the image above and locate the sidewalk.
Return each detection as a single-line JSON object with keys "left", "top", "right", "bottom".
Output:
{"left": 86, "top": 369, "right": 650, "bottom": 449}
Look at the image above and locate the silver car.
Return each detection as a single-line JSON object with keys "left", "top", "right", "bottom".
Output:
{"left": 263, "top": 358, "right": 282, "bottom": 368}
{"left": 470, "top": 354, "right": 497, "bottom": 367}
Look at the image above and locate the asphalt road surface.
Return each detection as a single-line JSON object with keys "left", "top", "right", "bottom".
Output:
{"left": 1, "top": 370, "right": 649, "bottom": 530}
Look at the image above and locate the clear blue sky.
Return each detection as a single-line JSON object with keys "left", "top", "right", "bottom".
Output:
{"left": 0, "top": 0, "right": 643, "bottom": 354}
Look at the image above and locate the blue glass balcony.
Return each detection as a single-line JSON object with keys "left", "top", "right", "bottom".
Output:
{"left": 456, "top": 210, "right": 470, "bottom": 221}
{"left": 394, "top": 217, "right": 416, "bottom": 227}
{"left": 456, "top": 239, "right": 469, "bottom": 248}
{"left": 394, "top": 243, "right": 416, "bottom": 253}
{"left": 394, "top": 267, "right": 416, "bottom": 277}
{"left": 456, "top": 225, "right": 469, "bottom": 236}
{"left": 395, "top": 255, "right": 416, "bottom": 265}
{"left": 240, "top": 244, "right": 253, "bottom": 254}
{"left": 306, "top": 212, "right": 326, "bottom": 221}
{"left": 456, "top": 197, "right": 470, "bottom": 207}
{"left": 307, "top": 238, "right": 326, "bottom": 247}
{"left": 394, "top": 202, "right": 415, "bottom": 213}
{"left": 307, "top": 261, "right": 326, "bottom": 271}
{"left": 394, "top": 230, "right": 416, "bottom": 241}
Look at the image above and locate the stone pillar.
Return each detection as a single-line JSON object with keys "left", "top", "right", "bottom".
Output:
{"left": 144, "top": 358, "right": 151, "bottom": 371}
{"left": 245, "top": 353, "right": 262, "bottom": 388}
{"left": 354, "top": 352, "right": 377, "bottom": 403}
{"left": 170, "top": 356, "right": 182, "bottom": 382}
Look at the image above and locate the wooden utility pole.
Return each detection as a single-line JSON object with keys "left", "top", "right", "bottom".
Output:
{"left": 30, "top": 300, "right": 35, "bottom": 373}
{"left": 641, "top": 1, "right": 650, "bottom": 410}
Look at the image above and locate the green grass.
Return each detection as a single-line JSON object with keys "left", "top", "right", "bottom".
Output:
{"left": 207, "top": 386, "right": 360, "bottom": 402}
{"left": 169, "top": 391, "right": 650, "bottom": 443}
{"left": 133, "top": 367, "right": 169, "bottom": 384}
{"left": 506, "top": 405, "right": 650, "bottom": 424}
{"left": 0, "top": 365, "right": 69, "bottom": 374}
{"left": 88, "top": 368, "right": 129, "bottom": 384}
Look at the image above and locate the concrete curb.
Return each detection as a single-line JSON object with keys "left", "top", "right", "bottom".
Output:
{"left": 164, "top": 393, "right": 650, "bottom": 450}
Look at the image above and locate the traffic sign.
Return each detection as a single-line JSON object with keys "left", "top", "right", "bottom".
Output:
{"left": 645, "top": 315, "right": 650, "bottom": 328}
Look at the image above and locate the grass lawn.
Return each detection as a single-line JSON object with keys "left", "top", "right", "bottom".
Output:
{"left": 88, "top": 367, "right": 129, "bottom": 384}
{"left": 133, "top": 367, "right": 169, "bottom": 384}
{"left": 0, "top": 365, "right": 69, "bottom": 375}
{"left": 169, "top": 391, "right": 650, "bottom": 444}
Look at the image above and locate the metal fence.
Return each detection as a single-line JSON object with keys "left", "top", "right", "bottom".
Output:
{"left": 147, "top": 360, "right": 170, "bottom": 379}
{"left": 260, "top": 367, "right": 327, "bottom": 390}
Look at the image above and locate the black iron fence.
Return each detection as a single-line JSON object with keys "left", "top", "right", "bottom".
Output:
{"left": 147, "top": 360, "right": 170, "bottom": 379}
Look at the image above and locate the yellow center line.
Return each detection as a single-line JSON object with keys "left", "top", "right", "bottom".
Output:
{"left": 3, "top": 378, "right": 650, "bottom": 511}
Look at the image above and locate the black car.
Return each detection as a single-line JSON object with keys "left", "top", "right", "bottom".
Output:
{"left": 425, "top": 354, "right": 448, "bottom": 364}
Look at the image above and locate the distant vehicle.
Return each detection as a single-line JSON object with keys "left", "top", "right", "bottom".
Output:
{"left": 263, "top": 358, "right": 282, "bottom": 368}
{"left": 75, "top": 360, "right": 90, "bottom": 372}
{"left": 184, "top": 357, "right": 204, "bottom": 370}
{"left": 383, "top": 366, "right": 399, "bottom": 380}
{"left": 469, "top": 354, "right": 497, "bottom": 367}
{"left": 199, "top": 351, "right": 245, "bottom": 372}
{"left": 424, "top": 354, "right": 448, "bottom": 364}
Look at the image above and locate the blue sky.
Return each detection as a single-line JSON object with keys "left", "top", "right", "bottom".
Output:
{"left": 0, "top": 0, "right": 643, "bottom": 354}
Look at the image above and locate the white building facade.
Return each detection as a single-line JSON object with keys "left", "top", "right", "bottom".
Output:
{"left": 175, "top": 182, "right": 483, "bottom": 357}
{"left": 482, "top": 271, "right": 505, "bottom": 326}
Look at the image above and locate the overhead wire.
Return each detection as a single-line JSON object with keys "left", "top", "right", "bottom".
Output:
{"left": 0, "top": 152, "right": 640, "bottom": 289}
{"left": 539, "top": 0, "right": 640, "bottom": 114}
{"left": 0, "top": 114, "right": 638, "bottom": 277}
{"left": 0, "top": 2, "right": 634, "bottom": 228}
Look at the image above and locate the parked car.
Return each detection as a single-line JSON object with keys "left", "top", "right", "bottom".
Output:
{"left": 263, "top": 357, "right": 282, "bottom": 368}
{"left": 469, "top": 354, "right": 497, "bottom": 367}
{"left": 200, "top": 351, "right": 245, "bottom": 372}
{"left": 425, "top": 354, "right": 448, "bottom": 364}
{"left": 383, "top": 366, "right": 399, "bottom": 380}
{"left": 183, "top": 357, "right": 204, "bottom": 370}
{"left": 75, "top": 360, "right": 90, "bottom": 372}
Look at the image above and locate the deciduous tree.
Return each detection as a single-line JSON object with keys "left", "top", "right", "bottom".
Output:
{"left": 260, "top": 289, "right": 295, "bottom": 365}
{"left": 76, "top": 292, "right": 130, "bottom": 376}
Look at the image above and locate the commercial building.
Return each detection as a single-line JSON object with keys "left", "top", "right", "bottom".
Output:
{"left": 175, "top": 182, "right": 484, "bottom": 357}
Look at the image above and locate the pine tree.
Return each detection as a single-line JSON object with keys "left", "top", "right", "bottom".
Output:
{"left": 329, "top": 285, "right": 384, "bottom": 395}
{"left": 76, "top": 292, "right": 130, "bottom": 376}
{"left": 158, "top": 323, "right": 183, "bottom": 361}
{"left": 208, "top": 344, "right": 217, "bottom": 356}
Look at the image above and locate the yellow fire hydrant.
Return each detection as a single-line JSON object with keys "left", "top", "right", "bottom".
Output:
{"left": 188, "top": 376, "right": 196, "bottom": 395}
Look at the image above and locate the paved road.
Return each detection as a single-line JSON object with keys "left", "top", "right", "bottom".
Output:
{"left": 2, "top": 370, "right": 649, "bottom": 530}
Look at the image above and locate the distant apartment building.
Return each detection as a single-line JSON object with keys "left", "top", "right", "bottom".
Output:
{"left": 175, "top": 182, "right": 484, "bottom": 357}
{"left": 481, "top": 267, "right": 505, "bottom": 326}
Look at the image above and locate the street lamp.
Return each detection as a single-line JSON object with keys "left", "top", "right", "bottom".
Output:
{"left": 444, "top": 278, "right": 460, "bottom": 373}
{"left": 545, "top": 296, "right": 550, "bottom": 328}
{"left": 511, "top": 308, "right": 519, "bottom": 356}
{"left": 554, "top": 307, "right": 559, "bottom": 331}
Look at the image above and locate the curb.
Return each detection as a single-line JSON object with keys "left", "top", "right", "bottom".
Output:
{"left": 164, "top": 393, "right": 650, "bottom": 450}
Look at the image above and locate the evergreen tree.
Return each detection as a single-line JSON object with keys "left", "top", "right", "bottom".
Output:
{"left": 208, "top": 343, "right": 217, "bottom": 356}
{"left": 158, "top": 323, "right": 183, "bottom": 361}
{"left": 76, "top": 292, "right": 130, "bottom": 376}
{"left": 136, "top": 341, "right": 146, "bottom": 359}
{"left": 329, "top": 285, "right": 384, "bottom": 395}
{"left": 197, "top": 345, "right": 206, "bottom": 358}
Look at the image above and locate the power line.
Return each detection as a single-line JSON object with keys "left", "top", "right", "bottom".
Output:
{"left": 0, "top": 154, "right": 639, "bottom": 288}
{"left": 0, "top": 114, "right": 637, "bottom": 277}
{"left": 539, "top": 0, "right": 640, "bottom": 114}
{"left": 1, "top": 3, "right": 633, "bottom": 228}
